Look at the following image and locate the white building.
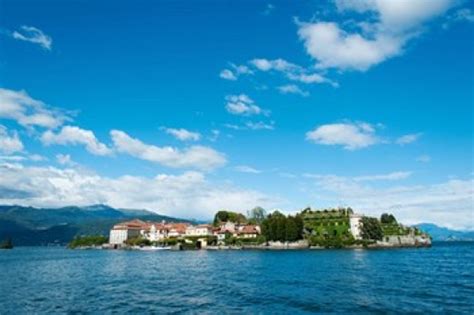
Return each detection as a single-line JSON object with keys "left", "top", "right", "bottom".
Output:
{"left": 185, "top": 224, "right": 213, "bottom": 237}
{"left": 109, "top": 220, "right": 145, "bottom": 245}
{"left": 143, "top": 224, "right": 167, "bottom": 242}
{"left": 349, "top": 214, "right": 363, "bottom": 240}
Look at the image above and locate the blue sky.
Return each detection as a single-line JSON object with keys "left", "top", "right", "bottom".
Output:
{"left": 0, "top": 0, "right": 472, "bottom": 229}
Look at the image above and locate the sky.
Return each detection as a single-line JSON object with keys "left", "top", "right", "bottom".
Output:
{"left": 0, "top": 0, "right": 473, "bottom": 229}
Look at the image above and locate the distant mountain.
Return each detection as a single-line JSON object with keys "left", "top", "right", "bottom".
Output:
{"left": 415, "top": 223, "right": 474, "bottom": 241}
{"left": 0, "top": 204, "right": 193, "bottom": 246}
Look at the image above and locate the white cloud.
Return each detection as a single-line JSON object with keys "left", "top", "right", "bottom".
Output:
{"left": 234, "top": 165, "right": 262, "bottom": 174}
{"left": 0, "top": 162, "right": 280, "bottom": 219}
{"left": 306, "top": 121, "right": 380, "bottom": 150}
{"left": 304, "top": 173, "right": 474, "bottom": 230}
{"left": 277, "top": 84, "right": 309, "bottom": 97}
{"left": 219, "top": 69, "right": 237, "bottom": 80}
{"left": 396, "top": 133, "right": 422, "bottom": 145}
{"left": 110, "top": 130, "right": 226, "bottom": 171}
{"left": 0, "top": 154, "right": 46, "bottom": 162}
{"left": 0, "top": 88, "right": 70, "bottom": 129}
{"left": 443, "top": 8, "right": 474, "bottom": 28}
{"left": 250, "top": 58, "right": 337, "bottom": 86}
{"left": 298, "top": 22, "right": 403, "bottom": 71}
{"left": 416, "top": 155, "right": 431, "bottom": 163}
{"left": 12, "top": 25, "right": 52, "bottom": 50}
{"left": 162, "top": 127, "right": 201, "bottom": 141}
{"left": 299, "top": 0, "right": 455, "bottom": 71}
{"left": 250, "top": 58, "right": 299, "bottom": 72}
{"left": 246, "top": 121, "right": 275, "bottom": 130}
{"left": 354, "top": 171, "right": 412, "bottom": 181}
{"left": 222, "top": 58, "right": 337, "bottom": 87}
{"left": 41, "top": 126, "right": 112, "bottom": 156}
{"left": 224, "top": 120, "right": 275, "bottom": 131}
{"left": 219, "top": 64, "right": 253, "bottom": 81}
{"left": 0, "top": 126, "right": 23, "bottom": 154}
{"left": 56, "top": 154, "right": 77, "bottom": 167}
{"left": 225, "top": 94, "right": 268, "bottom": 116}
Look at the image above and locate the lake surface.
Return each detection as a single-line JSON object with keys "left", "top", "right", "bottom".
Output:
{"left": 0, "top": 243, "right": 473, "bottom": 314}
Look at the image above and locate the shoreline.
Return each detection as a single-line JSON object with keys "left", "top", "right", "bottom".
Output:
{"left": 71, "top": 241, "right": 432, "bottom": 251}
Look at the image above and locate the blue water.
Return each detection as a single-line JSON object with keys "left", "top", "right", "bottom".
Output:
{"left": 0, "top": 243, "right": 473, "bottom": 314}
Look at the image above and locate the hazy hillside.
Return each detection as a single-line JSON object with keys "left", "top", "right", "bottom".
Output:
{"left": 0, "top": 204, "right": 193, "bottom": 246}
{"left": 415, "top": 223, "right": 474, "bottom": 241}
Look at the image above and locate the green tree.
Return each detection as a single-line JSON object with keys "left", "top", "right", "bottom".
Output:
{"left": 361, "top": 217, "right": 383, "bottom": 241}
{"left": 68, "top": 235, "right": 108, "bottom": 249}
{"left": 213, "top": 210, "right": 247, "bottom": 225}
{"left": 285, "top": 216, "right": 298, "bottom": 242}
{"left": 380, "top": 213, "right": 397, "bottom": 224}
{"left": 247, "top": 206, "right": 267, "bottom": 225}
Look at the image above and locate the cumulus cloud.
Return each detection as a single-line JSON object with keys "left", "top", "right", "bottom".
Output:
{"left": 0, "top": 88, "right": 70, "bottom": 129}
{"left": 41, "top": 126, "right": 112, "bottom": 156}
{"left": 304, "top": 173, "right": 474, "bottom": 230}
{"left": 306, "top": 121, "right": 380, "bottom": 150}
{"left": 12, "top": 25, "right": 53, "bottom": 50}
{"left": 56, "top": 154, "right": 77, "bottom": 167}
{"left": 396, "top": 133, "right": 422, "bottom": 145}
{"left": 298, "top": 0, "right": 455, "bottom": 71}
{"left": 219, "top": 64, "right": 252, "bottom": 81}
{"left": 110, "top": 130, "right": 226, "bottom": 171}
{"left": 277, "top": 84, "right": 309, "bottom": 97}
{"left": 0, "top": 126, "right": 24, "bottom": 154}
{"left": 0, "top": 162, "right": 279, "bottom": 219}
{"left": 161, "top": 127, "right": 201, "bottom": 141}
{"left": 225, "top": 94, "right": 269, "bottom": 116}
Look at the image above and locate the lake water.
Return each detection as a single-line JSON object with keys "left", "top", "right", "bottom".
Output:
{"left": 0, "top": 242, "right": 473, "bottom": 314}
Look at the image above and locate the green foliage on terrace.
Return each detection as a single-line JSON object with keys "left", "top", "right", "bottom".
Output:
{"left": 380, "top": 213, "right": 414, "bottom": 236}
{"left": 68, "top": 235, "right": 108, "bottom": 248}
{"left": 301, "top": 207, "right": 352, "bottom": 244}
{"left": 213, "top": 210, "right": 247, "bottom": 226}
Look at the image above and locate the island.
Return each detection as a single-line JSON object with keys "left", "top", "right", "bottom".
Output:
{"left": 68, "top": 207, "right": 432, "bottom": 250}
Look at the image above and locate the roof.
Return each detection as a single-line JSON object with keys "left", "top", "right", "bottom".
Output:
{"left": 238, "top": 225, "right": 259, "bottom": 234}
{"left": 112, "top": 219, "right": 147, "bottom": 230}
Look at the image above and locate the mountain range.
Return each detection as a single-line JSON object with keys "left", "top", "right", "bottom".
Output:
{"left": 415, "top": 223, "right": 474, "bottom": 242}
{"left": 0, "top": 204, "right": 193, "bottom": 246}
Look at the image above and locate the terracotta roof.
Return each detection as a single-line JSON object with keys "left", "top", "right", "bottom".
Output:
{"left": 112, "top": 219, "right": 147, "bottom": 230}
{"left": 238, "top": 225, "right": 259, "bottom": 234}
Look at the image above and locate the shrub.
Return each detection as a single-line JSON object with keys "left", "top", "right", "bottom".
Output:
{"left": 68, "top": 235, "right": 108, "bottom": 248}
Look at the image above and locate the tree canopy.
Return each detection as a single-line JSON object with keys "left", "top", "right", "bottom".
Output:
{"left": 360, "top": 217, "right": 383, "bottom": 241}
{"left": 213, "top": 210, "right": 247, "bottom": 225}
{"left": 261, "top": 211, "right": 304, "bottom": 242}
{"left": 380, "top": 213, "right": 397, "bottom": 224}
{"left": 247, "top": 206, "right": 267, "bottom": 225}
